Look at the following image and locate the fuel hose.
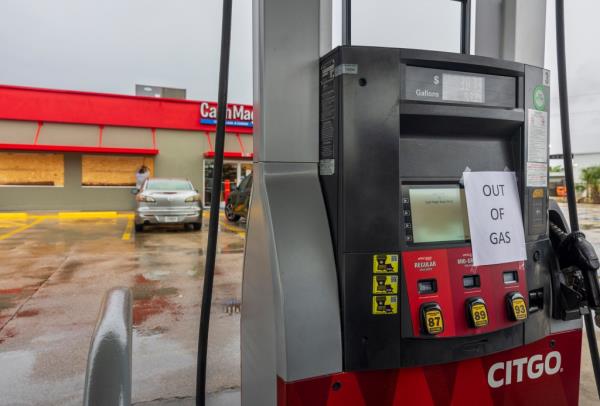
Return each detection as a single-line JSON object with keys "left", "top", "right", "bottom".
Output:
{"left": 555, "top": 0, "right": 600, "bottom": 398}
{"left": 195, "top": 1, "right": 233, "bottom": 405}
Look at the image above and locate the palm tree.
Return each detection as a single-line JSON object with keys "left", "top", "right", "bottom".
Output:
{"left": 580, "top": 166, "right": 600, "bottom": 203}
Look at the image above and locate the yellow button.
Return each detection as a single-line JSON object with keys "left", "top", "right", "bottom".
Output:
{"left": 467, "top": 298, "right": 489, "bottom": 328}
{"left": 507, "top": 292, "right": 528, "bottom": 321}
{"left": 421, "top": 303, "right": 444, "bottom": 335}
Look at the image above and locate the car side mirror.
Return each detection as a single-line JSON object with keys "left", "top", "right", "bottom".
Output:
{"left": 131, "top": 188, "right": 139, "bottom": 195}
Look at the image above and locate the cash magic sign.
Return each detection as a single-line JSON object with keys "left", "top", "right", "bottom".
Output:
{"left": 199, "top": 102, "right": 253, "bottom": 128}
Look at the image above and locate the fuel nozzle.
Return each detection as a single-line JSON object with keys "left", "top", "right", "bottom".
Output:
{"left": 550, "top": 223, "right": 600, "bottom": 320}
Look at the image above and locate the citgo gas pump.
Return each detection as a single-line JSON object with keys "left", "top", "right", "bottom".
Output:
{"left": 313, "top": 45, "right": 599, "bottom": 404}
{"left": 240, "top": 1, "right": 600, "bottom": 405}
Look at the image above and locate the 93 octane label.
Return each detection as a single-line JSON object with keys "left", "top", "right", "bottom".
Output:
{"left": 373, "top": 254, "right": 399, "bottom": 274}
{"left": 424, "top": 309, "right": 444, "bottom": 334}
{"left": 471, "top": 303, "right": 489, "bottom": 327}
{"left": 512, "top": 297, "right": 528, "bottom": 320}
{"left": 372, "top": 275, "right": 398, "bottom": 294}
{"left": 372, "top": 295, "right": 398, "bottom": 315}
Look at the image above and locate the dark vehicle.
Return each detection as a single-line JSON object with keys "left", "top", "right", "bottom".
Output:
{"left": 225, "top": 174, "right": 252, "bottom": 222}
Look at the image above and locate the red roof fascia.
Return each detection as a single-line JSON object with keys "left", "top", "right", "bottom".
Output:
{"left": 0, "top": 85, "right": 253, "bottom": 134}
{"left": 0, "top": 143, "right": 159, "bottom": 155}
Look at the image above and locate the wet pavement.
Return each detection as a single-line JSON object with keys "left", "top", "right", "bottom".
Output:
{"left": 3, "top": 205, "right": 600, "bottom": 405}
{"left": 0, "top": 212, "right": 244, "bottom": 405}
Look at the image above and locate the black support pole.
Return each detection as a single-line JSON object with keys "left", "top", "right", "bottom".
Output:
{"left": 196, "top": 0, "right": 233, "bottom": 405}
{"left": 342, "top": 0, "right": 351, "bottom": 46}
{"left": 460, "top": 0, "right": 471, "bottom": 55}
{"left": 555, "top": 0, "right": 600, "bottom": 399}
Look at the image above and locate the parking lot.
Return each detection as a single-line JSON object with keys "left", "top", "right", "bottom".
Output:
{"left": 0, "top": 211, "right": 244, "bottom": 405}
{"left": 1, "top": 205, "right": 600, "bottom": 405}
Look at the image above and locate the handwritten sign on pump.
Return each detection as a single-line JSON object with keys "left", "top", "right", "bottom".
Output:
{"left": 463, "top": 171, "right": 526, "bottom": 266}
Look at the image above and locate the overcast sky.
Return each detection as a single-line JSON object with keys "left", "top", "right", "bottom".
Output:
{"left": 0, "top": 0, "right": 599, "bottom": 153}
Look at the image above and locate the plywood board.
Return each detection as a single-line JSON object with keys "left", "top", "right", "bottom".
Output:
{"left": 0, "top": 152, "right": 64, "bottom": 186}
{"left": 82, "top": 155, "right": 154, "bottom": 186}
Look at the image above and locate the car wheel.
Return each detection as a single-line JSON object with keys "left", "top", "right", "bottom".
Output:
{"left": 193, "top": 222, "right": 202, "bottom": 231}
{"left": 225, "top": 202, "right": 240, "bottom": 222}
{"left": 135, "top": 224, "right": 144, "bottom": 232}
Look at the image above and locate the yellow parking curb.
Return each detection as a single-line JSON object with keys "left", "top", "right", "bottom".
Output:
{"left": 0, "top": 213, "right": 28, "bottom": 220}
{"left": 58, "top": 211, "right": 119, "bottom": 219}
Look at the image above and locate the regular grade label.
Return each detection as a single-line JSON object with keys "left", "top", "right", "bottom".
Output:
{"left": 372, "top": 275, "right": 398, "bottom": 294}
{"left": 373, "top": 254, "right": 399, "bottom": 273}
{"left": 372, "top": 295, "right": 398, "bottom": 315}
{"left": 424, "top": 309, "right": 444, "bottom": 334}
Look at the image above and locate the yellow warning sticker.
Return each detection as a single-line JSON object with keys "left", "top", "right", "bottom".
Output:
{"left": 532, "top": 188, "right": 545, "bottom": 199}
{"left": 372, "top": 275, "right": 398, "bottom": 294}
{"left": 471, "top": 303, "right": 489, "bottom": 327}
{"left": 373, "top": 254, "right": 399, "bottom": 274}
{"left": 511, "top": 297, "right": 528, "bottom": 321}
{"left": 372, "top": 295, "right": 398, "bottom": 315}
{"left": 424, "top": 309, "right": 444, "bottom": 335}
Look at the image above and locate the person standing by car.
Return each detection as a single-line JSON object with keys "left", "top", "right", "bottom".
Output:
{"left": 136, "top": 165, "right": 150, "bottom": 189}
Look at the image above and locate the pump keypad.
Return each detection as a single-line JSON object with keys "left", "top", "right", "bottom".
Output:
{"left": 507, "top": 292, "right": 528, "bottom": 321}
{"left": 421, "top": 303, "right": 444, "bottom": 335}
{"left": 466, "top": 298, "right": 489, "bottom": 328}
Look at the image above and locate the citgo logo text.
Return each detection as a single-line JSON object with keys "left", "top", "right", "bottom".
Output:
{"left": 487, "top": 351, "right": 562, "bottom": 388}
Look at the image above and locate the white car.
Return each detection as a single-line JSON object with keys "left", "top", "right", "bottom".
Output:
{"left": 134, "top": 178, "right": 203, "bottom": 232}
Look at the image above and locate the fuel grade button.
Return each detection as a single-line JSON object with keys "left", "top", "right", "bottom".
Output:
{"left": 466, "top": 297, "right": 489, "bottom": 328}
{"left": 506, "top": 292, "right": 528, "bottom": 321}
{"left": 420, "top": 303, "right": 444, "bottom": 335}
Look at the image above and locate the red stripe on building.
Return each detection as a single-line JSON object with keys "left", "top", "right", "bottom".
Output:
{"left": 0, "top": 143, "right": 159, "bottom": 155}
{"left": 0, "top": 85, "right": 253, "bottom": 134}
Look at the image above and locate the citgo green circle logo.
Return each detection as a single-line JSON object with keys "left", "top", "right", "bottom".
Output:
{"left": 533, "top": 86, "right": 546, "bottom": 111}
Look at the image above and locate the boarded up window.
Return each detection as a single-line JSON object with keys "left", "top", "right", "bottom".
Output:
{"left": 0, "top": 152, "right": 64, "bottom": 186}
{"left": 82, "top": 155, "right": 154, "bottom": 186}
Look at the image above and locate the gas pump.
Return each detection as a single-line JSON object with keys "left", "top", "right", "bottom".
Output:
{"left": 241, "top": 0, "right": 600, "bottom": 405}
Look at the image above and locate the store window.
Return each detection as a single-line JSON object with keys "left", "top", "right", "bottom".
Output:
{"left": 203, "top": 160, "right": 253, "bottom": 206}
{"left": 0, "top": 152, "right": 64, "bottom": 186}
{"left": 82, "top": 155, "right": 154, "bottom": 187}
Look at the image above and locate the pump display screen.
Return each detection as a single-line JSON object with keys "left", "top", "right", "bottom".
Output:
{"left": 442, "top": 74, "right": 485, "bottom": 103}
{"left": 408, "top": 187, "right": 470, "bottom": 244}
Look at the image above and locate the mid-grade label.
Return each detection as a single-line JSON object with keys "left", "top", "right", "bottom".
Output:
{"left": 471, "top": 303, "right": 489, "bottom": 327}
{"left": 372, "top": 295, "right": 398, "bottom": 315}
{"left": 373, "top": 254, "right": 399, "bottom": 273}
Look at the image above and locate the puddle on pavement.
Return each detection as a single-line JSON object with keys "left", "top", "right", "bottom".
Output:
{"left": 131, "top": 274, "right": 182, "bottom": 330}
{"left": 16, "top": 309, "right": 39, "bottom": 318}
{"left": 220, "top": 241, "right": 245, "bottom": 254}
{"left": 56, "top": 259, "right": 83, "bottom": 282}
{"left": 0, "top": 327, "right": 17, "bottom": 344}
{"left": 0, "top": 288, "right": 30, "bottom": 311}
{"left": 142, "top": 270, "right": 171, "bottom": 281}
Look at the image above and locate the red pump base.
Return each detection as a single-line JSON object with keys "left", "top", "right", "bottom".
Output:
{"left": 278, "top": 330, "right": 582, "bottom": 406}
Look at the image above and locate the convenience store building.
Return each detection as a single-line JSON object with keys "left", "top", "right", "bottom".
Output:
{"left": 0, "top": 85, "right": 253, "bottom": 211}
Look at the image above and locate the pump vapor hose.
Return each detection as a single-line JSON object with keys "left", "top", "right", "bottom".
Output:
{"left": 195, "top": 1, "right": 233, "bottom": 405}
{"left": 555, "top": 0, "right": 600, "bottom": 399}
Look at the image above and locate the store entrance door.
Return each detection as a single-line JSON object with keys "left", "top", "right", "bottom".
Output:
{"left": 203, "top": 160, "right": 252, "bottom": 208}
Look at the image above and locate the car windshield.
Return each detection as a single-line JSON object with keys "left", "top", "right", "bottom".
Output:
{"left": 146, "top": 179, "right": 193, "bottom": 191}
